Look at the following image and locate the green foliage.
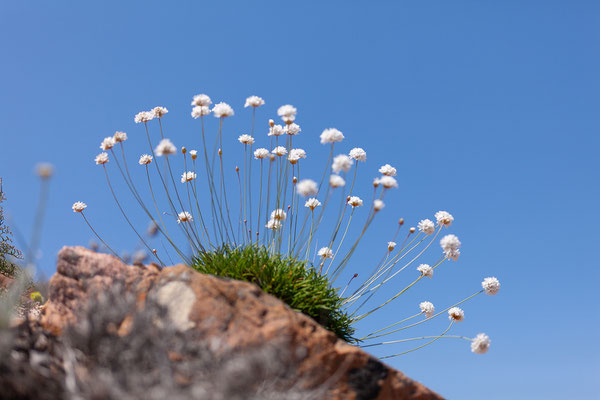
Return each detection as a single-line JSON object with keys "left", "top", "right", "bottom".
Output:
{"left": 0, "top": 183, "right": 22, "bottom": 278}
{"left": 192, "top": 245, "right": 356, "bottom": 343}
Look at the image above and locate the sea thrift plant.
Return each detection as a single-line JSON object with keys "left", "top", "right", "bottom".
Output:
{"left": 73, "top": 94, "right": 500, "bottom": 357}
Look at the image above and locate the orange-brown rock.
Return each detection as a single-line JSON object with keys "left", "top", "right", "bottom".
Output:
{"left": 40, "top": 246, "right": 444, "bottom": 400}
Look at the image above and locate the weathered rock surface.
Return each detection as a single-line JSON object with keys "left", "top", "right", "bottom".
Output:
{"left": 33, "top": 246, "right": 444, "bottom": 400}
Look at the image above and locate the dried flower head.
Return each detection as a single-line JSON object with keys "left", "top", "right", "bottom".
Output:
{"left": 72, "top": 201, "right": 87, "bottom": 213}
{"left": 297, "top": 179, "right": 318, "bottom": 197}
{"left": 191, "top": 94, "right": 212, "bottom": 107}
{"left": 387, "top": 241, "right": 396, "bottom": 252}
{"left": 266, "top": 219, "right": 282, "bottom": 230}
{"left": 318, "top": 247, "right": 333, "bottom": 259}
{"left": 379, "top": 176, "right": 398, "bottom": 189}
{"left": 177, "top": 211, "right": 193, "bottom": 223}
{"left": 349, "top": 147, "right": 367, "bottom": 162}
{"left": 373, "top": 199, "right": 385, "bottom": 212}
{"left": 153, "top": 106, "right": 168, "bottom": 118}
{"left": 284, "top": 123, "right": 301, "bottom": 136}
{"left": 277, "top": 104, "right": 297, "bottom": 123}
{"left": 113, "top": 131, "right": 128, "bottom": 143}
{"left": 435, "top": 210, "right": 454, "bottom": 227}
{"left": 268, "top": 124, "right": 284, "bottom": 136}
{"left": 332, "top": 154, "right": 353, "bottom": 173}
{"left": 155, "top": 138, "right": 176, "bottom": 156}
{"left": 36, "top": 163, "right": 54, "bottom": 179}
{"left": 329, "top": 174, "right": 346, "bottom": 188}
{"left": 418, "top": 219, "right": 435, "bottom": 235}
{"left": 181, "top": 171, "right": 197, "bottom": 183}
{"left": 448, "top": 307, "right": 464, "bottom": 322}
{"left": 191, "top": 105, "right": 211, "bottom": 118}
{"left": 347, "top": 196, "right": 363, "bottom": 207}
{"left": 254, "top": 148, "right": 270, "bottom": 159}
{"left": 134, "top": 111, "right": 154, "bottom": 123}
{"left": 482, "top": 277, "right": 500, "bottom": 295}
{"left": 417, "top": 264, "right": 434, "bottom": 278}
{"left": 238, "top": 134, "right": 255, "bottom": 145}
{"left": 100, "top": 137, "right": 116, "bottom": 151}
{"left": 212, "top": 102, "right": 234, "bottom": 118}
{"left": 272, "top": 146, "right": 288, "bottom": 156}
{"left": 244, "top": 95, "right": 265, "bottom": 108}
{"left": 95, "top": 152, "right": 109, "bottom": 165}
{"left": 320, "top": 128, "right": 344, "bottom": 144}
{"left": 138, "top": 154, "right": 153, "bottom": 165}
{"left": 305, "top": 198, "right": 321, "bottom": 210}
{"left": 379, "top": 164, "right": 397, "bottom": 177}
{"left": 270, "top": 209, "right": 287, "bottom": 221}
{"left": 471, "top": 333, "right": 491, "bottom": 354}
{"left": 419, "top": 301, "right": 435, "bottom": 318}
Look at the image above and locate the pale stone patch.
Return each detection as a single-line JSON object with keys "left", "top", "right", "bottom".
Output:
{"left": 156, "top": 281, "right": 196, "bottom": 331}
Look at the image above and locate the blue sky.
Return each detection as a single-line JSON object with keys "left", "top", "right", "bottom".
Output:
{"left": 1, "top": 1, "right": 599, "bottom": 398}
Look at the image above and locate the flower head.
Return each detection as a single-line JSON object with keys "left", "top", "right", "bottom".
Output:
{"left": 138, "top": 154, "right": 153, "bottom": 165}
{"left": 95, "top": 152, "right": 109, "bottom": 165}
{"left": 244, "top": 95, "right": 265, "bottom": 108}
{"left": 435, "top": 211, "right": 454, "bottom": 227}
{"left": 387, "top": 241, "right": 396, "bottom": 251}
{"left": 329, "top": 174, "right": 346, "bottom": 188}
{"left": 379, "top": 164, "right": 397, "bottom": 177}
{"left": 254, "top": 148, "right": 270, "bottom": 159}
{"left": 471, "top": 333, "right": 491, "bottom": 354}
{"left": 284, "top": 123, "right": 301, "bottom": 135}
{"left": 177, "top": 211, "right": 193, "bottom": 223}
{"left": 419, "top": 301, "right": 435, "bottom": 318}
{"left": 268, "top": 124, "right": 284, "bottom": 136}
{"left": 72, "top": 201, "right": 87, "bottom": 213}
{"left": 347, "top": 196, "right": 363, "bottom": 208}
{"left": 189, "top": 150, "right": 197, "bottom": 159}
{"left": 440, "top": 234, "right": 461, "bottom": 254}
{"left": 212, "top": 102, "right": 234, "bottom": 118}
{"left": 191, "top": 106, "right": 211, "bottom": 118}
{"left": 277, "top": 104, "right": 297, "bottom": 123}
{"left": 238, "top": 134, "right": 255, "bottom": 145}
{"left": 349, "top": 147, "right": 366, "bottom": 162}
{"left": 448, "top": 307, "right": 464, "bottom": 322}
{"left": 191, "top": 94, "right": 212, "bottom": 107}
{"left": 266, "top": 219, "right": 282, "bottom": 230}
{"left": 134, "top": 111, "right": 154, "bottom": 123}
{"left": 113, "top": 131, "right": 128, "bottom": 143}
{"left": 270, "top": 209, "right": 287, "bottom": 221}
{"left": 446, "top": 249, "right": 460, "bottom": 261}
{"left": 100, "top": 137, "right": 116, "bottom": 151}
{"left": 155, "top": 139, "right": 176, "bottom": 156}
{"left": 379, "top": 176, "right": 398, "bottom": 189}
{"left": 318, "top": 247, "right": 333, "bottom": 259}
{"left": 418, "top": 219, "right": 435, "bottom": 235}
{"left": 320, "top": 128, "right": 344, "bottom": 144}
{"left": 305, "top": 198, "right": 321, "bottom": 210}
{"left": 272, "top": 146, "right": 288, "bottom": 156}
{"left": 153, "top": 106, "right": 168, "bottom": 118}
{"left": 482, "top": 277, "right": 500, "bottom": 295}
{"left": 181, "top": 171, "right": 197, "bottom": 183}
{"left": 417, "top": 264, "right": 434, "bottom": 278}
{"left": 332, "top": 154, "right": 353, "bottom": 173}
{"left": 288, "top": 148, "right": 307, "bottom": 164}
{"left": 36, "top": 163, "right": 54, "bottom": 179}
{"left": 373, "top": 199, "right": 385, "bottom": 212}
{"left": 297, "top": 179, "right": 318, "bottom": 197}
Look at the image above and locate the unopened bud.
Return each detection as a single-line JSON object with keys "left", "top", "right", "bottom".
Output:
{"left": 409, "top": 227, "right": 416, "bottom": 234}
{"left": 293, "top": 176, "right": 298, "bottom": 184}
{"left": 235, "top": 166, "right": 239, "bottom": 172}
{"left": 152, "top": 249, "right": 157, "bottom": 254}
{"left": 269, "top": 119, "right": 275, "bottom": 127}
{"left": 181, "top": 146, "right": 187, "bottom": 154}
{"left": 398, "top": 218, "right": 404, "bottom": 226}
{"left": 218, "top": 148, "right": 222, "bottom": 156}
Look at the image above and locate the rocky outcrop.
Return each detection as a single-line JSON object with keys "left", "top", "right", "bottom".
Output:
{"left": 25, "top": 246, "right": 443, "bottom": 400}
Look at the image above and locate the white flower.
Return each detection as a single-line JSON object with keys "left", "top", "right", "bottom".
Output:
{"left": 191, "top": 106, "right": 211, "bottom": 118}
{"left": 288, "top": 148, "right": 306, "bottom": 164}
{"left": 482, "top": 277, "right": 500, "bottom": 295}
{"left": 155, "top": 139, "right": 176, "bottom": 156}
{"left": 349, "top": 147, "right": 366, "bottom": 162}
{"left": 238, "top": 134, "right": 255, "bottom": 145}
{"left": 332, "top": 154, "right": 353, "bottom": 173}
{"left": 138, "top": 154, "right": 153, "bottom": 165}
{"left": 347, "top": 196, "right": 363, "bottom": 207}
{"left": 448, "top": 307, "right": 464, "bottom": 322}
{"left": 177, "top": 211, "right": 193, "bottom": 223}
{"left": 270, "top": 209, "right": 287, "bottom": 221}
{"left": 387, "top": 241, "right": 396, "bottom": 251}
{"left": 440, "top": 234, "right": 461, "bottom": 254}
{"left": 245, "top": 95, "right": 265, "bottom": 108}
{"left": 320, "top": 128, "right": 344, "bottom": 144}
{"left": 329, "top": 174, "right": 346, "bottom": 188}
{"left": 95, "top": 152, "right": 109, "bottom": 165}
{"left": 272, "top": 146, "right": 288, "bottom": 156}
{"left": 417, "top": 264, "right": 434, "bottom": 278}
{"left": 435, "top": 210, "right": 454, "bottom": 227}
{"left": 212, "top": 102, "right": 234, "bottom": 118}
{"left": 418, "top": 219, "right": 436, "bottom": 235}
{"left": 152, "top": 106, "right": 168, "bottom": 118}
{"left": 134, "top": 111, "right": 154, "bottom": 123}
{"left": 284, "top": 123, "right": 301, "bottom": 135}
{"left": 379, "top": 164, "right": 397, "bottom": 177}
{"left": 446, "top": 249, "right": 460, "bottom": 261}
{"left": 113, "top": 131, "right": 128, "bottom": 143}
{"left": 297, "top": 179, "right": 318, "bottom": 197}
{"left": 181, "top": 171, "right": 197, "bottom": 183}
{"left": 266, "top": 219, "right": 282, "bottom": 230}
{"left": 100, "top": 137, "right": 116, "bottom": 151}
{"left": 268, "top": 124, "right": 284, "bottom": 136}
{"left": 471, "top": 333, "right": 491, "bottom": 354}
{"left": 379, "top": 176, "right": 398, "bottom": 189}
{"left": 419, "top": 301, "right": 435, "bottom": 318}
{"left": 72, "top": 201, "right": 87, "bottom": 213}
{"left": 191, "top": 94, "right": 212, "bottom": 107}
{"left": 305, "top": 198, "right": 321, "bottom": 210}
{"left": 373, "top": 199, "right": 385, "bottom": 212}
{"left": 318, "top": 247, "right": 333, "bottom": 259}
{"left": 254, "top": 148, "right": 269, "bottom": 159}
{"left": 277, "top": 104, "right": 297, "bottom": 123}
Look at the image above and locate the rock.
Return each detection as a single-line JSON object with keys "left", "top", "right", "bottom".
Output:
{"left": 36, "top": 246, "right": 443, "bottom": 400}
